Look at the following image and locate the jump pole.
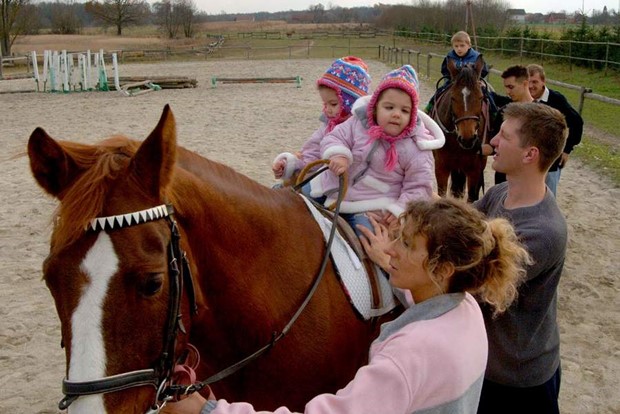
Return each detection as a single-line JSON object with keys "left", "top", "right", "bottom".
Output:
{"left": 42, "top": 50, "right": 48, "bottom": 91}
{"left": 86, "top": 50, "right": 92, "bottom": 90}
{"left": 50, "top": 51, "right": 59, "bottom": 92}
{"left": 97, "top": 49, "right": 109, "bottom": 91}
{"left": 32, "top": 51, "right": 40, "bottom": 91}
{"left": 112, "top": 52, "right": 121, "bottom": 91}
{"left": 211, "top": 76, "right": 302, "bottom": 88}
{"left": 61, "top": 50, "right": 69, "bottom": 92}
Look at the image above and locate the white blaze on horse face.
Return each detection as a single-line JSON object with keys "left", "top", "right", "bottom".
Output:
{"left": 69, "top": 232, "right": 119, "bottom": 413}
{"left": 462, "top": 87, "right": 471, "bottom": 112}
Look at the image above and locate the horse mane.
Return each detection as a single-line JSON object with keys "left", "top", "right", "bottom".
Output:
{"left": 454, "top": 64, "right": 481, "bottom": 90}
{"left": 50, "top": 136, "right": 273, "bottom": 253}
{"left": 52, "top": 136, "right": 141, "bottom": 251}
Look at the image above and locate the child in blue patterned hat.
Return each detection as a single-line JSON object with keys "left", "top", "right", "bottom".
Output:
{"left": 272, "top": 57, "right": 371, "bottom": 184}
{"left": 311, "top": 65, "right": 445, "bottom": 234}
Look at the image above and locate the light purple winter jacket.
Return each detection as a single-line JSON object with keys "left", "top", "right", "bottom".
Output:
{"left": 310, "top": 98, "right": 442, "bottom": 218}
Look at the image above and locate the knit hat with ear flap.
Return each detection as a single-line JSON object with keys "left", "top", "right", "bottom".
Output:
{"left": 366, "top": 65, "right": 420, "bottom": 171}
{"left": 317, "top": 56, "right": 371, "bottom": 118}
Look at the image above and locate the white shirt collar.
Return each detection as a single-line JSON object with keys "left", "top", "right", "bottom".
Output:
{"left": 537, "top": 86, "right": 551, "bottom": 103}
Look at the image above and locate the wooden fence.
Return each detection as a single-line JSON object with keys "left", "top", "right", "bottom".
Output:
{"left": 392, "top": 31, "right": 620, "bottom": 76}
{"left": 379, "top": 45, "right": 620, "bottom": 116}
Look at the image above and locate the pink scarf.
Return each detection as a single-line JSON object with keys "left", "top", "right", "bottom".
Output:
{"left": 324, "top": 110, "right": 351, "bottom": 133}
{"left": 367, "top": 125, "right": 408, "bottom": 172}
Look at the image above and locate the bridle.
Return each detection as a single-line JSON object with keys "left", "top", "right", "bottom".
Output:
{"left": 59, "top": 204, "right": 197, "bottom": 412}
{"left": 57, "top": 175, "right": 346, "bottom": 413}
{"left": 432, "top": 74, "right": 486, "bottom": 152}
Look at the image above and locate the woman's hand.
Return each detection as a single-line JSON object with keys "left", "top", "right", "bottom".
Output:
{"left": 357, "top": 217, "right": 391, "bottom": 271}
{"left": 366, "top": 210, "right": 397, "bottom": 227}
{"left": 160, "top": 388, "right": 213, "bottom": 414}
{"left": 328, "top": 156, "right": 350, "bottom": 176}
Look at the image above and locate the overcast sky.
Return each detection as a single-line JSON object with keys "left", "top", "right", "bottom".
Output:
{"left": 194, "top": 0, "right": 617, "bottom": 16}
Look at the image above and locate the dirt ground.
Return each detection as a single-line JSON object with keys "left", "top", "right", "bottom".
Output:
{"left": 0, "top": 56, "right": 618, "bottom": 414}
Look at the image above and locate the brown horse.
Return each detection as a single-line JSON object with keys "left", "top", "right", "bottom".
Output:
{"left": 431, "top": 54, "right": 490, "bottom": 202}
{"left": 28, "top": 105, "right": 400, "bottom": 414}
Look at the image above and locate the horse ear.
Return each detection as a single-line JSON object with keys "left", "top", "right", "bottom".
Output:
{"left": 131, "top": 104, "right": 177, "bottom": 199}
{"left": 447, "top": 58, "right": 459, "bottom": 79}
{"left": 28, "top": 127, "right": 80, "bottom": 198}
{"left": 474, "top": 54, "right": 484, "bottom": 76}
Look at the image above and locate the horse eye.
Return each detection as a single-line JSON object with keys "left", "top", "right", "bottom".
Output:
{"left": 140, "top": 273, "right": 164, "bottom": 297}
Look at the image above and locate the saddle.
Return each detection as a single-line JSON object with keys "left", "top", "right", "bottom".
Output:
{"left": 314, "top": 205, "right": 385, "bottom": 312}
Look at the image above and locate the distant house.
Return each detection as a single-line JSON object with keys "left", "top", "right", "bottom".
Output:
{"left": 526, "top": 13, "right": 545, "bottom": 24}
{"left": 234, "top": 15, "right": 255, "bottom": 22}
{"left": 507, "top": 9, "right": 527, "bottom": 23}
{"left": 546, "top": 13, "right": 567, "bottom": 24}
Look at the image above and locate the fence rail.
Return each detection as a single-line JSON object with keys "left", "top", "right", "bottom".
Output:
{"left": 379, "top": 45, "right": 620, "bottom": 116}
{"left": 392, "top": 31, "right": 620, "bottom": 75}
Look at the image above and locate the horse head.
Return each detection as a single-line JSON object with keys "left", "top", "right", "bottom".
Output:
{"left": 444, "top": 54, "right": 485, "bottom": 150}
{"left": 28, "top": 105, "right": 193, "bottom": 413}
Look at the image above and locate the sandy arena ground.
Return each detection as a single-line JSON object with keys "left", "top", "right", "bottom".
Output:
{"left": 0, "top": 59, "right": 618, "bottom": 413}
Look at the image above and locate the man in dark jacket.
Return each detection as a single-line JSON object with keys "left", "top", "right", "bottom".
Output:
{"left": 527, "top": 64, "right": 584, "bottom": 195}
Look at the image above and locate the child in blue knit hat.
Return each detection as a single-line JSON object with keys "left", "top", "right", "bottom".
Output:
{"left": 272, "top": 57, "right": 371, "bottom": 184}
{"left": 310, "top": 65, "right": 445, "bottom": 233}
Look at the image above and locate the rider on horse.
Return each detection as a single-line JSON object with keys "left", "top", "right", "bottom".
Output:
{"left": 425, "top": 31, "right": 496, "bottom": 118}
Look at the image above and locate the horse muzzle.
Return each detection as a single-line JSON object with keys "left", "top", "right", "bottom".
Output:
{"left": 456, "top": 134, "right": 481, "bottom": 151}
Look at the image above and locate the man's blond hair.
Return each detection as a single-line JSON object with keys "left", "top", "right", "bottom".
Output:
{"left": 527, "top": 63, "right": 546, "bottom": 82}
{"left": 451, "top": 31, "right": 471, "bottom": 45}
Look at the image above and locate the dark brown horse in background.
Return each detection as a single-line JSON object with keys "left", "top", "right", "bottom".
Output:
{"left": 28, "top": 105, "right": 400, "bottom": 414}
{"left": 431, "top": 55, "right": 490, "bottom": 202}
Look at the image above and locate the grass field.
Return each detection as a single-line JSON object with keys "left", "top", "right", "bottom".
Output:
{"left": 5, "top": 23, "right": 620, "bottom": 185}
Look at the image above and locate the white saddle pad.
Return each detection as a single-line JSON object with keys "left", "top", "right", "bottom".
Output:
{"left": 299, "top": 195, "right": 397, "bottom": 319}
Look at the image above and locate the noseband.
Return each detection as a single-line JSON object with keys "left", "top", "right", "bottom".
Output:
{"left": 59, "top": 204, "right": 198, "bottom": 412}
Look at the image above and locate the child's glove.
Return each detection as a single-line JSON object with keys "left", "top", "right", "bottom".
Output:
{"left": 272, "top": 159, "right": 286, "bottom": 179}
{"left": 328, "top": 155, "right": 350, "bottom": 176}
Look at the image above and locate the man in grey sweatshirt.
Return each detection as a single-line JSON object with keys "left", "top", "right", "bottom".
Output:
{"left": 475, "top": 102, "right": 568, "bottom": 414}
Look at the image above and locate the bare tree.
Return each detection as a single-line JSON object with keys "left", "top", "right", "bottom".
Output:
{"left": 153, "top": 0, "right": 179, "bottom": 39}
{"left": 84, "top": 0, "right": 149, "bottom": 35}
{"left": 376, "top": 0, "right": 509, "bottom": 37}
{"left": 153, "top": 0, "right": 195, "bottom": 39}
{"left": 50, "top": 0, "right": 83, "bottom": 34}
{"left": 0, "top": 0, "right": 31, "bottom": 55}
{"left": 177, "top": 0, "right": 195, "bottom": 38}
{"left": 309, "top": 3, "right": 325, "bottom": 23}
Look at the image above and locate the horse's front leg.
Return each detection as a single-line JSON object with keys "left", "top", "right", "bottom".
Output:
{"left": 466, "top": 159, "right": 487, "bottom": 202}
{"left": 433, "top": 151, "right": 450, "bottom": 197}
{"left": 450, "top": 171, "right": 466, "bottom": 199}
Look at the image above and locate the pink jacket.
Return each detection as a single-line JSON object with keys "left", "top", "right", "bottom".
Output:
{"left": 310, "top": 99, "right": 443, "bottom": 217}
{"left": 203, "top": 293, "right": 487, "bottom": 414}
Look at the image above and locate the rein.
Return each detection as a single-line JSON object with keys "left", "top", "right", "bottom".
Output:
{"left": 58, "top": 176, "right": 347, "bottom": 413}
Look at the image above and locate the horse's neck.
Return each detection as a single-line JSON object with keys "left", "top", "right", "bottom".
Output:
{"left": 170, "top": 147, "right": 317, "bottom": 274}
{"left": 172, "top": 147, "right": 276, "bottom": 223}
